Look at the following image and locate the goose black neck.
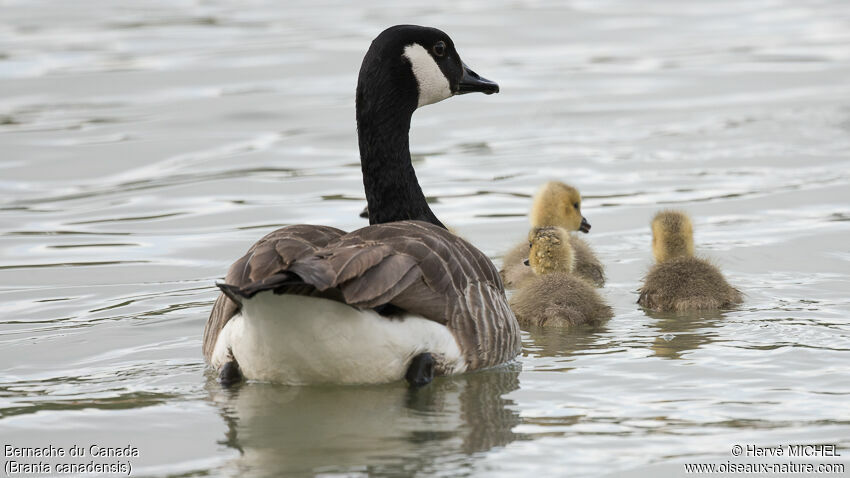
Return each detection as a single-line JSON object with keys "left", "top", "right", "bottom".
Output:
{"left": 356, "top": 52, "right": 446, "bottom": 229}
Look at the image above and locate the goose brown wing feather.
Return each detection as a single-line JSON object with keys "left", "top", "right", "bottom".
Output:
{"left": 289, "top": 244, "right": 395, "bottom": 291}
{"left": 339, "top": 254, "right": 420, "bottom": 306}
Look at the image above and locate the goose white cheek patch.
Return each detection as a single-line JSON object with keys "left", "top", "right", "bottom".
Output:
{"left": 403, "top": 43, "right": 452, "bottom": 108}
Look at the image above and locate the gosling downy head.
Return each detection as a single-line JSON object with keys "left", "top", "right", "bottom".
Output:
{"left": 529, "top": 181, "right": 590, "bottom": 233}
{"left": 525, "top": 226, "right": 576, "bottom": 275}
{"left": 651, "top": 210, "right": 695, "bottom": 263}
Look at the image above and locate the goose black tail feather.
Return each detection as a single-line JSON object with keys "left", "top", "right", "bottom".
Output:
{"left": 216, "top": 272, "right": 304, "bottom": 302}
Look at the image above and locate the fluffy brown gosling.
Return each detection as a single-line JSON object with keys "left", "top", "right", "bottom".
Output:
{"left": 510, "top": 227, "right": 613, "bottom": 328}
{"left": 637, "top": 210, "right": 743, "bottom": 312}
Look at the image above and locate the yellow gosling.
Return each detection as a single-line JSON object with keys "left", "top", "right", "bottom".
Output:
{"left": 501, "top": 181, "right": 604, "bottom": 288}
{"left": 510, "top": 227, "right": 613, "bottom": 328}
{"left": 638, "top": 210, "right": 743, "bottom": 312}
{"left": 529, "top": 182, "right": 587, "bottom": 233}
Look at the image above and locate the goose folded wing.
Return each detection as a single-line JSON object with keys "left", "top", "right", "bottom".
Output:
{"left": 284, "top": 221, "right": 488, "bottom": 317}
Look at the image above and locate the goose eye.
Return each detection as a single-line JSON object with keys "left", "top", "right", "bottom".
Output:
{"left": 432, "top": 41, "right": 446, "bottom": 57}
{"left": 573, "top": 202, "right": 580, "bottom": 209}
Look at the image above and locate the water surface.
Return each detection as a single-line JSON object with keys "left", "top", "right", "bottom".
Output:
{"left": 2, "top": 0, "right": 850, "bottom": 476}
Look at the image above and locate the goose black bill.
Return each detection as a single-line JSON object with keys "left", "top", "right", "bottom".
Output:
{"left": 457, "top": 62, "right": 499, "bottom": 95}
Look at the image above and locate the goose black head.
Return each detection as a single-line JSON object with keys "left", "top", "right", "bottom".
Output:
{"left": 357, "top": 25, "right": 499, "bottom": 114}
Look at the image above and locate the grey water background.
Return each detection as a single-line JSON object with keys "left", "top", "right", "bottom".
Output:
{"left": 2, "top": 0, "right": 850, "bottom": 476}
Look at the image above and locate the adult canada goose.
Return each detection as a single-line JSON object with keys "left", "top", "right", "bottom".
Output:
{"left": 510, "top": 227, "right": 612, "bottom": 327}
{"left": 501, "top": 181, "right": 605, "bottom": 288}
{"left": 638, "top": 210, "right": 743, "bottom": 312}
{"left": 203, "top": 25, "right": 521, "bottom": 387}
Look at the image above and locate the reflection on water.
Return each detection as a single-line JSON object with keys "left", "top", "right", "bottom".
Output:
{"left": 208, "top": 366, "right": 521, "bottom": 476}
{"left": 645, "top": 310, "right": 725, "bottom": 360}
{"left": 523, "top": 324, "right": 612, "bottom": 363}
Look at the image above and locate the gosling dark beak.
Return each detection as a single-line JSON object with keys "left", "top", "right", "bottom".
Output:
{"left": 523, "top": 258, "right": 530, "bottom": 266}
{"left": 580, "top": 217, "right": 591, "bottom": 233}
{"left": 457, "top": 62, "right": 499, "bottom": 95}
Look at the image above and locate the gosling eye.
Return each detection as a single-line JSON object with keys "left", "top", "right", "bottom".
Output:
{"left": 573, "top": 202, "right": 580, "bottom": 210}
{"left": 432, "top": 41, "right": 446, "bottom": 57}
